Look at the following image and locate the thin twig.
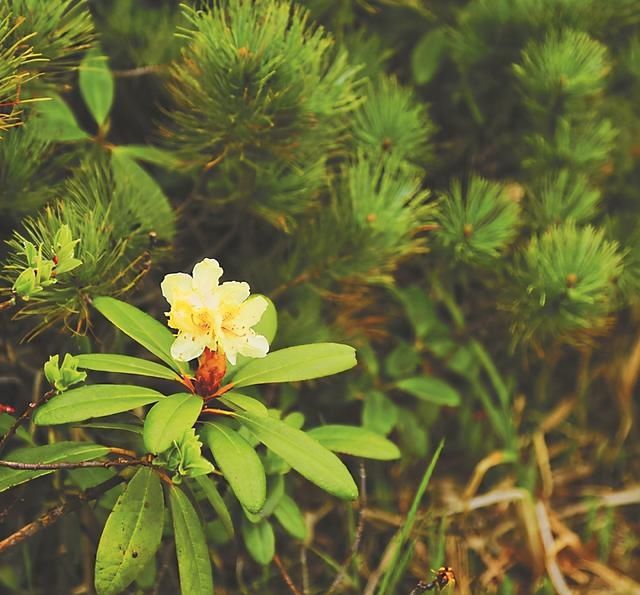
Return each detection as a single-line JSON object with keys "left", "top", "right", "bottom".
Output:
{"left": 0, "top": 474, "right": 124, "bottom": 554}
{"left": 0, "top": 457, "right": 151, "bottom": 471}
{"left": 274, "top": 553, "right": 303, "bottom": 595}
{"left": 300, "top": 546, "right": 310, "bottom": 595}
{"left": 327, "top": 462, "right": 367, "bottom": 594}
{"left": 112, "top": 64, "right": 165, "bottom": 78}
{"left": 0, "top": 389, "right": 55, "bottom": 456}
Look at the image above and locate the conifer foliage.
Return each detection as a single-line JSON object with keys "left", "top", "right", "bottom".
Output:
{"left": 1, "top": 0, "right": 639, "bottom": 592}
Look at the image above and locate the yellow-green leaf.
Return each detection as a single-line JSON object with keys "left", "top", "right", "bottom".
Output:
{"left": 233, "top": 410, "right": 358, "bottom": 500}
{"left": 169, "top": 485, "right": 214, "bottom": 595}
{"left": 202, "top": 422, "right": 266, "bottom": 514}
{"left": 95, "top": 467, "right": 164, "bottom": 595}
{"left": 33, "top": 385, "right": 165, "bottom": 425}
{"left": 232, "top": 343, "right": 356, "bottom": 387}
{"left": 143, "top": 393, "right": 203, "bottom": 454}
{"left": 306, "top": 425, "right": 401, "bottom": 460}
{"left": 79, "top": 50, "right": 114, "bottom": 127}
{"left": 93, "top": 297, "right": 189, "bottom": 375}
{"left": 75, "top": 354, "right": 180, "bottom": 381}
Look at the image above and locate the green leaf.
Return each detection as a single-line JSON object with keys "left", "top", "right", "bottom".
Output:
{"left": 0, "top": 413, "right": 34, "bottom": 445}
{"left": 110, "top": 152, "right": 176, "bottom": 241}
{"left": 193, "top": 475, "right": 234, "bottom": 538}
{"left": 33, "top": 385, "right": 165, "bottom": 426}
{"left": 112, "top": 145, "right": 182, "bottom": 169}
{"left": 362, "top": 391, "right": 399, "bottom": 436}
{"left": 75, "top": 354, "right": 180, "bottom": 381}
{"left": 233, "top": 410, "right": 358, "bottom": 500}
{"left": 169, "top": 485, "right": 214, "bottom": 595}
{"left": 0, "top": 442, "right": 109, "bottom": 493}
{"left": 395, "top": 377, "right": 461, "bottom": 406}
{"left": 219, "top": 392, "right": 267, "bottom": 416}
{"left": 306, "top": 425, "right": 401, "bottom": 461}
{"left": 34, "top": 95, "right": 89, "bottom": 141}
{"left": 76, "top": 422, "right": 143, "bottom": 435}
{"left": 411, "top": 28, "right": 447, "bottom": 85}
{"left": 79, "top": 49, "right": 114, "bottom": 127}
{"left": 244, "top": 474, "right": 284, "bottom": 522}
{"left": 143, "top": 393, "right": 203, "bottom": 454}
{"left": 241, "top": 517, "right": 275, "bottom": 565}
{"left": 384, "top": 342, "right": 420, "bottom": 378}
{"left": 202, "top": 422, "right": 266, "bottom": 514}
{"left": 274, "top": 494, "right": 307, "bottom": 540}
{"left": 94, "top": 467, "right": 164, "bottom": 595}
{"left": 92, "top": 297, "right": 188, "bottom": 375}
{"left": 253, "top": 295, "right": 278, "bottom": 345}
{"left": 393, "top": 285, "right": 440, "bottom": 340}
{"left": 232, "top": 343, "right": 357, "bottom": 388}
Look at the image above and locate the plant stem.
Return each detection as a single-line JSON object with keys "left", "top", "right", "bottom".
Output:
{"left": 0, "top": 474, "right": 125, "bottom": 554}
{"left": 0, "top": 389, "right": 55, "bottom": 456}
{"left": 0, "top": 457, "right": 151, "bottom": 471}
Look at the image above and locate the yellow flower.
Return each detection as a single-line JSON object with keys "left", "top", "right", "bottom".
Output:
{"left": 161, "top": 258, "right": 269, "bottom": 364}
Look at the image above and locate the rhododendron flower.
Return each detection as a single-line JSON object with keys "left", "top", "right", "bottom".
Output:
{"left": 161, "top": 258, "right": 269, "bottom": 364}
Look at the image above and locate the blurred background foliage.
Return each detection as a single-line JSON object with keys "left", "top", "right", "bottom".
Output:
{"left": 0, "top": 0, "right": 639, "bottom": 592}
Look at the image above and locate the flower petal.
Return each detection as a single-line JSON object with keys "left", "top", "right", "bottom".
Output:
{"left": 233, "top": 295, "right": 268, "bottom": 329}
{"left": 239, "top": 333, "right": 269, "bottom": 359}
{"left": 214, "top": 281, "right": 250, "bottom": 307}
{"left": 192, "top": 258, "right": 223, "bottom": 296}
{"left": 170, "top": 333, "right": 207, "bottom": 362}
{"left": 161, "top": 273, "right": 193, "bottom": 305}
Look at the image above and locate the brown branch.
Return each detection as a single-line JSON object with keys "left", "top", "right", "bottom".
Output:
{"left": 274, "top": 553, "right": 303, "bottom": 595}
{"left": 0, "top": 457, "right": 151, "bottom": 471}
{"left": 0, "top": 474, "right": 125, "bottom": 554}
{"left": 0, "top": 389, "right": 55, "bottom": 456}
{"left": 327, "top": 462, "right": 368, "bottom": 594}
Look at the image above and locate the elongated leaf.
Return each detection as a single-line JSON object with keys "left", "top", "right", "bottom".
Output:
{"left": 411, "top": 28, "right": 447, "bottom": 85}
{"left": 395, "top": 377, "right": 461, "bottom": 406}
{"left": 0, "top": 442, "right": 109, "bottom": 493}
{"left": 232, "top": 343, "right": 357, "bottom": 388}
{"left": 79, "top": 50, "right": 114, "bottom": 127}
{"left": 75, "top": 354, "right": 180, "bottom": 381}
{"left": 33, "top": 385, "right": 165, "bottom": 426}
{"left": 362, "top": 391, "right": 399, "bottom": 436}
{"left": 111, "top": 152, "right": 176, "bottom": 241}
{"left": 143, "top": 393, "right": 203, "bottom": 454}
{"left": 76, "top": 422, "right": 143, "bottom": 435}
{"left": 378, "top": 440, "right": 444, "bottom": 594}
{"left": 95, "top": 467, "right": 164, "bottom": 595}
{"left": 202, "top": 422, "right": 266, "bottom": 514}
{"left": 169, "top": 485, "right": 214, "bottom": 595}
{"left": 112, "top": 144, "right": 181, "bottom": 169}
{"left": 193, "top": 475, "right": 234, "bottom": 538}
{"left": 241, "top": 517, "right": 275, "bottom": 565}
{"left": 92, "top": 297, "right": 188, "bottom": 375}
{"left": 306, "top": 425, "right": 401, "bottom": 461}
{"left": 35, "top": 95, "right": 89, "bottom": 141}
{"left": 218, "top": 392, "right": 267, "bottom": 416}
{"left": 244, "top": 474, "right": 284, "bottom": 523}
{"left": 274, "top": 494, "right": 307, "bottom": 540}
{"left": 233, "top": 411, "right": 357, "bottom": 500}
{"left": 253, "top": 295, "right": 278, "bottom": 345}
